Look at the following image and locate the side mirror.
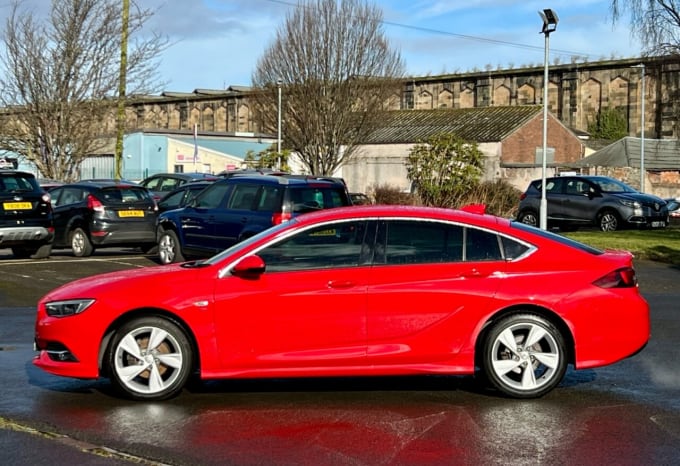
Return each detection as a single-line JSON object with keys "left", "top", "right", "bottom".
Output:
{"left": 231, "top": 254, "right": 265, "bottom": 279}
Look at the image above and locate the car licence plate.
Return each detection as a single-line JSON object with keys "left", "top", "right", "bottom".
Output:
{"left": 118, "top": 210, "right": 144, "bottom": 218}
{"left": 651, "top": 221, "right": 666, "bottom": 228}
{"left": 3, "top": 202, "right": 32, "bottom": 210}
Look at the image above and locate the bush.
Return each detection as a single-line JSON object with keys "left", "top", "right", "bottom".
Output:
{"left": 372, "top": 184, "right": 417, "bottom": 205}
{"left": 370, "top": 180, "right": 521, "bottom": 218}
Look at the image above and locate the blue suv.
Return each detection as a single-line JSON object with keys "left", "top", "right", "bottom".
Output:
{"left": 156, "top": 174, "right": 351, "bottom": 263}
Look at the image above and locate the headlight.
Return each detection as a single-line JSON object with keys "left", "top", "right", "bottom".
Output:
{"left": 45, "top": 299, "right": 96, "bottom": 317}
{"left": 619, "top": 199, "right": 641, "bottom": 208}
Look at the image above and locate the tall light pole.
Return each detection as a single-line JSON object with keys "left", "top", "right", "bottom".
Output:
{"left": 538, "top": 9, "right": 558, "bottom": 230}
{"left": 633, "top": 63, "right": 645, "bottom": 192}
{"left": 277, "top": 79, "right": 282, "bottom": 169}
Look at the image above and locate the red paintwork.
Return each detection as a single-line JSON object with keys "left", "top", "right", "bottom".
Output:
{"left": 33, "top": 205, "right": 650, "bottom": 382}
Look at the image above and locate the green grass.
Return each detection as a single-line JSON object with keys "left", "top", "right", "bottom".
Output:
{"left": 563, "top": 228, "right": 680, "bottom": 265}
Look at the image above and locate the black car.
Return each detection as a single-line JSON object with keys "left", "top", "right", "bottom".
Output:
{"left": 517, "top": 175, "right": 668, "bottom": 232}
{"left": 140, "top": 172, "right": 219, "bottom": 200}
{"left": 49, "top": 180, "right": 158, "bottom": 256}
{"left": 0, "top": 170, "right": 54, "bottom": 258}
{"left": 156, "top": 174, "right": 352, "bottom": 264}
{"left": 157, "top": 181, "right": 213, "bottom": 213}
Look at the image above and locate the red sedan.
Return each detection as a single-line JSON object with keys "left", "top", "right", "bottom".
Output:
{"left": 34, "top": 205, "right": 650, "bottom": 401}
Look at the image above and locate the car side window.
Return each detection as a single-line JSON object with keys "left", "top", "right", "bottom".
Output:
{"left": 256, "top": 186, "right": 281, "bottom": 212}
{"left": 142, "top": 177, "right": 161, "bottom": 191}
{"left": 258, "top": 220, "right": 369, "bottom": 272}
{"left": 374, "top": 220, "right": 464, "bottom": 265}
{"left": 227, "top": 185, "right": 260, "bottom": 210}
{"left": 54, "top": 187, "right": 82, "bottom": 207}
{"left": 195, "top": 183, "right": 230, "bottom": 209}
{"left": 465, "top": 228, "right": 503, "bottom": 261}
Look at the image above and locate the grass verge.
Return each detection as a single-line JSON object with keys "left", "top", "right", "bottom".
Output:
{"left": 564, "top": 228, "right": 680, "bottom": 265}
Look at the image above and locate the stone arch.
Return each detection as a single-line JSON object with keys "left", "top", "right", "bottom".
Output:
{"left": 416, "top": 90, "right": 433, "bottom": 109}
{"left": 548, "top": 81, "right": 559, "bottom": 111}
{"left": 438, "top": 89, "right": 453, "bottom": 108}
{"left": 202, "top": 106, "right": 215, "bottom": 132}
{"left": 608, "top": 76, "right": 630, "bottom": 110}
{"left": 215, "top": 105, "right": 227, "bottom": 132}
{"left": 237, "top": 104, "right": 250, "bottom": 132}
{"left": 517, "top": 83, "right": 535, "bottom": 105}
{"left": 582, "top": 78, "right": 602, "bottom": 129}
{"left": 168, "top": 105, "right": 180, "bottom": 129}
{"left": 459, "top": 88, "right": 474, "bottom": 108}
{"left": 494, "top": 85, "right": 511, "bottom": 106}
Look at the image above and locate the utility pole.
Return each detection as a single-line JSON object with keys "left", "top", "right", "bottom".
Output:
{"left": 114, "top": 0, "right": 130, "bottom": 181}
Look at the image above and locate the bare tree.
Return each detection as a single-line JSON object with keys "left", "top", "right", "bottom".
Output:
{"left": 0, "top": 0, "right": 167, "bottom": 181}
{"left": 252, "top": 0, "right": 405, "bottom": 176}
{"left": 610, "top": 1, "right": 680, "bottom": 56}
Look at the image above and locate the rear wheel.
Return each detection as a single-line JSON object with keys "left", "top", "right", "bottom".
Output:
{"left": 70, "top": 228, "right": 94, "bottom": 257}
{"left": 517, "top": 210, "right": 538, "bottom": 227}
{"left": 158, "top": 229, "right": 184, "bottom": 264}
{"left": 481, "top": 313, "right": 567, "bottom": 398}
{"left": 598, "top": 209, "right": 620, "bottom": 231}
{"left": 107, "top": 316, "right": 193, "bottom": 401}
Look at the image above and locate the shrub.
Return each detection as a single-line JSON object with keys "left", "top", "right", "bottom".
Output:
{"left": 372, "top": 184, "right": 417, "bottom": 205}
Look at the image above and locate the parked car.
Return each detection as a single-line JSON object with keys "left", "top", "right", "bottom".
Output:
{"left": 156, "top": 173, "right": 351, "bottom": 264}
{"left": 0, "top": 170, "right": 54, "bottom": 258}
{"left": 49, "top": 180, "right": 158, "bottom": 256}
{"left": 157, "top": 181, "right": 213, "bottom": 213}
{"left": 350, "top": 192, "right": 371, "bottom": 205}
{"left": 517, "top": 175, "right": 669, "bottom": 231}
{"left": 140, "top": 172, "right": 219, "bottom": 200}
{"left": 37, "top": 178, "right": 64, "bottom": 191}
{"left": 34, "top": 204, "right": 650, "bottom": 401}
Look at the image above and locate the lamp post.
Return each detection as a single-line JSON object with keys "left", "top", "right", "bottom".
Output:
{"left": 633, "top": 63, "right": 645, "bottom": 192}
{"left": 277, "top": 79, "right": 282, "bottom": 169}
{"left": 538, "top": 9, "right": 558, "bottom": 230}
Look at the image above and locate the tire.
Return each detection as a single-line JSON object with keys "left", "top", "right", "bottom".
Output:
{"left": 107, "top": 316, "right": 193, "bottom": 401}
{"left": 70, "top": 227, "right": 94, "bottom": 257}
{"left": 10, "top": 243, "right": 52, "bottom": 259}
{"left": 517, "top": 210, "right": 538, "bottom": 227}
{"left": 481, "top": 313, "right": 567, "bottom": 398}
{"left": 598, "top": 209, "right": 620, "bottom": 232}
{"left": 158, "top": 229, "right": 185, "bottom": 264}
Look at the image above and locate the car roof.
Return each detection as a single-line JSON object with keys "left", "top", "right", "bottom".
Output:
{"left": 145, "top": 172, "right": 218, "bottom": 181}
{"left": 62, "top": 179, "right": 144, "bottom": 189}
{"left": 0, "top": 170, "right": 36, "bottom": 177}
{"left": 220, "top": 174, "right": 346, "bottom": 187}
{"left": 291, "top": 204, "right": 505, "bottom": 230}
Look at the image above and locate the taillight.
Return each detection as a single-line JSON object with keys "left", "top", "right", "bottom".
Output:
{"left": 593, "top": 267, "right": 637, "bottom": 288}
{"left": 272, "top": 212, "right": 292, "bottom": 225}
{"left": 519, "top": 193, "right": 527, "bottom": 200}
{"left": 41, "top": 192, "right": 51, "bottom": 203}
{"left": 86, "top": 194, "right": 105, "bottom": 213}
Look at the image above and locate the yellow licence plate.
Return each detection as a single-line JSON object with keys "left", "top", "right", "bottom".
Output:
{"left": 118, "top": 210, "right": 144, "bottom": 218}
{"left": 3, "top": 202, "right": 32, "bottom": 210}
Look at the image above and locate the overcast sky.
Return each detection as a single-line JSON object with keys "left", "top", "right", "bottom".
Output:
{"left": 1, "top": 0, "right": 642, "bottom": 93}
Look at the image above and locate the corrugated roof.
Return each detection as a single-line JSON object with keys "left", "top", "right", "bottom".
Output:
{"left": 575, "top": 137, "right": 680, "bottom": 170}
{"left": 365, "top": 106, "right": 544, "bottom": 144}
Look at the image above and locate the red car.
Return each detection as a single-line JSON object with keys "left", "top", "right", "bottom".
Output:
{"left": 34, "top": 205, "right": 650, "bottom": 401}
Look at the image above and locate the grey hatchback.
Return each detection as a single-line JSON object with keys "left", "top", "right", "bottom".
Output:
{"left": 517, "top": 175, "right": 668, "bottom": 232}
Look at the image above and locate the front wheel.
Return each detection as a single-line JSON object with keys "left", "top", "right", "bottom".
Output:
{"left": 158, "top": 229, "right": 184, "bottom": 264}
{"left": 481, "top": 313, "right": 567, "bottom": 398}
{"left": 598, "top": 210, "right": 620, "bottom": 231}
{"left": 107, "top": 316, "right": 193, "bottom": 401}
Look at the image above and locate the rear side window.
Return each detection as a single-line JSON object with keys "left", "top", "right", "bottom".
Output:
{"left": 374, "top": 220, "right": 464, "bottom": 265}
{"left": 227, "top": 184, "right": 259, "bottom": 210}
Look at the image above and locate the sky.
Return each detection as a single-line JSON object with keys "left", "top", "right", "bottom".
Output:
{"left": 0, "top": 0, "right": 643, "bottom": 93}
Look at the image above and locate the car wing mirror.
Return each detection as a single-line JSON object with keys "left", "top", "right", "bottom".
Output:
{"left": 231, "top": 254, "right": 266, "bottom": 279}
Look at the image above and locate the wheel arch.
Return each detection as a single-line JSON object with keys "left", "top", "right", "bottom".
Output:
{"left": 98, "top": 307, "right": 201, "bottom": 379}
{"left": 474, "top": 304, "right": 575, "bottom": 367}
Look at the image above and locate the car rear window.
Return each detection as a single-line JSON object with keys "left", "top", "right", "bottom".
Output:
{"left": 0, "top": 174, "right": 38, "bottom": 193}
{"left": 99, "top": 187, "right": 153, "bottom": 203}
{"left": 290, "top": 188, "right": 349, "bottom": 213}
{"left": 511, "top": 221, "right": 603, "bottom": 255}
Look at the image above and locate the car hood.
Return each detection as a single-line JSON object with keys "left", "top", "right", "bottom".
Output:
{"left": 39, "top": 262, "right": 208, "bottom": 302}
{"left": 616, "top": 192, "right": 667, "bottom": 207}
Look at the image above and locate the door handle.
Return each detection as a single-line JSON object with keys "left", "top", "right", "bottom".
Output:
{"left": 327, "top": 280, "right": 355, "bottom": 289}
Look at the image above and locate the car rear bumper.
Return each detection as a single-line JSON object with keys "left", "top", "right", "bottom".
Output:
{"left": 0, "top": 226, "right": 53, "bottom": 245}
{"left": 90, "top": 221, "right": 156, "bottom": 246}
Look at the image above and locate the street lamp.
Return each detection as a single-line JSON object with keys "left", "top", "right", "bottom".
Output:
{"left": 633, "top": 63, "right": 645, "bottom": 192}
{"left": 277, "top": 79, "right": 282, "bottom": 169}
{"left": 538, "top": 8, "right": 558, "bottom": 230}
